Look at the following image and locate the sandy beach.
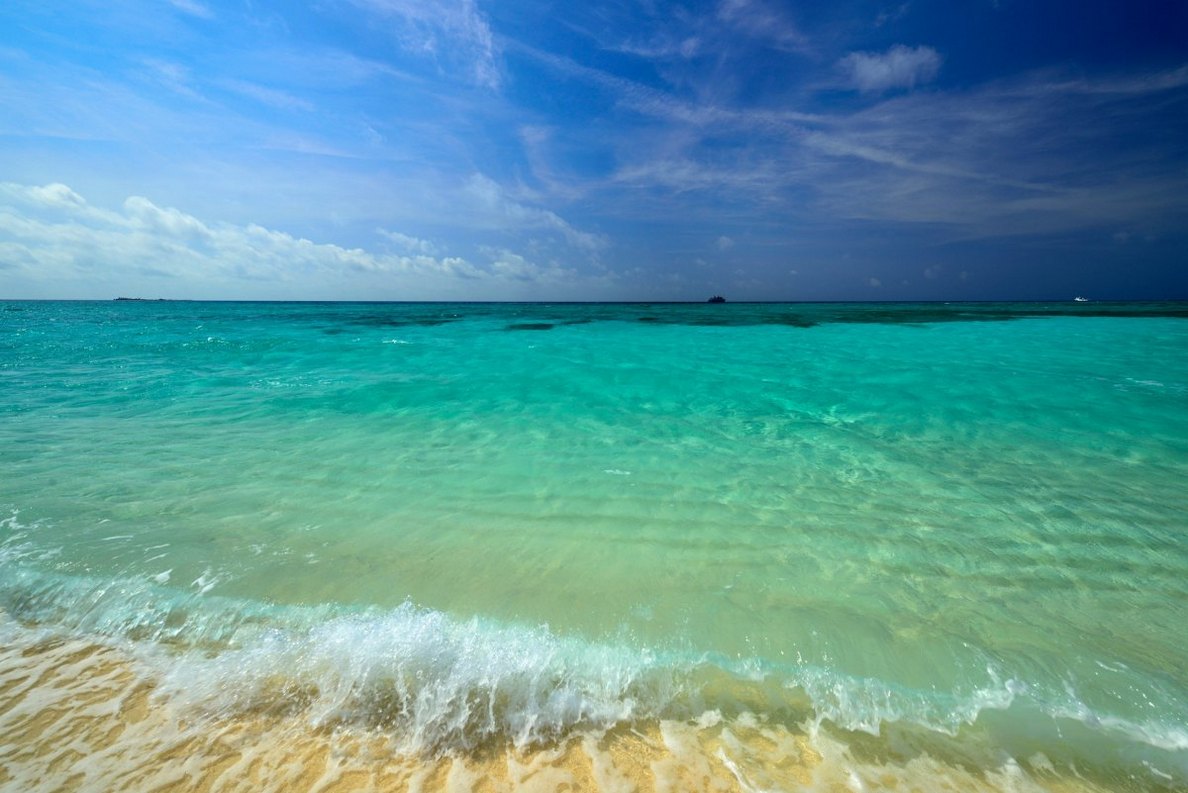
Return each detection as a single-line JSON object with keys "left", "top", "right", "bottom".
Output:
{"left": 2, "top": 619, "right": 1125, "bottom": 793}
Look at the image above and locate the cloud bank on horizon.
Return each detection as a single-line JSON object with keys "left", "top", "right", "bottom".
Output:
{"left": 1, "top": 0, "right": 1185, "bottom": 300}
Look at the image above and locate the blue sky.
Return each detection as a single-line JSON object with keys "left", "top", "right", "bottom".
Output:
{"left": 1, "top": 0, "right": 1185, "bottom": 300}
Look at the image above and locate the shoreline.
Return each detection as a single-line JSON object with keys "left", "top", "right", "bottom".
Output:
{"left": 0, "top": 618, "right": 1135, "bottom": 793}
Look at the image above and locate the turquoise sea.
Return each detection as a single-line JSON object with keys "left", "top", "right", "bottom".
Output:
{"left": 1, "top": 300, "right": 1186, "bottom": 791}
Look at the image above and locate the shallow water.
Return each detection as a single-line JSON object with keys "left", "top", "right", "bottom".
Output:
{"left": 1, "top": 300, "right": 1186, "bottom": 790}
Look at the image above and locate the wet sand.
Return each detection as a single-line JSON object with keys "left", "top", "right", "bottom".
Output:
{"left": 0, "top": 622, "right": 1115, "bottom": 793}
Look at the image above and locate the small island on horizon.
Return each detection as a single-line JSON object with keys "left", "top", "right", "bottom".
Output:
{"left": 708, "top": 295, "right": 726, "bottom": 303}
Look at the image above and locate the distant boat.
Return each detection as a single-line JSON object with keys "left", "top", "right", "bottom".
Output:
{"left": 708, "top": 295, "right": 726, "bottom": 303}
{"left": 1074, "top": 296, "right": 1089, "bottom": 302}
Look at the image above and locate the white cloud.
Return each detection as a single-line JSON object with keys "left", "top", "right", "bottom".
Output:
{"left": 0, "top": 182, "right": 621, "bottom": 298}
{"left": 0, "top": 183, "right": 393, "bottom": 285}
{"left": 0, "top": 182, "right": 584, "bottom": 296}
{"left": 22, "top": 183, "right": 88, "bottom": 210}
{"left": 124, "top": 195, "right": 215, "bottom": 241}
{"left": 839, "top": 45, "right": 940, "bottom": 92}
{"left": 378, "top": 229, "right": 439, "bottom": 254}
{"left": 716, "top": 235, "right": 734, "bottom": 250}
{"left": 489, "top": 249, "right": 549, "bottom": 280}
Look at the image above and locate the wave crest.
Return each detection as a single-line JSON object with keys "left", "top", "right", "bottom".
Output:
{"left": 161, "top": 604, "right": 678, "bottom": 755}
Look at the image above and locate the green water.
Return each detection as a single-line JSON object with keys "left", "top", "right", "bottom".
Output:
{"left": 2, "top": 300, "right": 1186, "bottom": 787}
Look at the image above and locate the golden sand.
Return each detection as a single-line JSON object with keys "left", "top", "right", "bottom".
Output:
{"left": 0, "top": 628, "right": 1114, "bottom": 793}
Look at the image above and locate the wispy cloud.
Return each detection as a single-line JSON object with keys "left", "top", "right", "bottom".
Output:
{"left": 346, "top": 0, "right": 500, "bottom": 88}
{"left": 615, "top": 34, "right": 703, "bottom": 61}
{"left": 717, "top": 0, "right": 808, "bottom": 53}
{"left": 527, "top": 38, "right": 1188, "bottom": 249}
{"left": 1029, "top": 64, "right": 1188, "bottom": 97}
{"left": 800, "top": 68, "right": 1188, "bottom": 238}
{"left": 462, "top": 174, "right": 607, "bottom": 251}
{"left": 518, "top": 44, "right": 822, "bottom": 130}
{"left": 875, "top": 3, "right": 912, "bottom": 27}
{"left": 218, "top": 79, "right": 315, "bottom": 112}
{"left": 168, "top": 0, "right": 213, "bottom": 20}
{"left": 839, "top": 45, "right": 941, "bottom": 92}
{"left": 240, "top": 47, "right": 414, "bottom": 92}
{"left": 611, "top": 155, "right": 801, "bottom": 200}
{"left": 140, "top": 58, "right": 206, "bottom": 100}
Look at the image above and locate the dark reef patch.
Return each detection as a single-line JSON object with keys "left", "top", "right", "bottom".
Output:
{"left": 350, "top": 317, "right": 460, "bottom": 328}
{"left": 505, "top": 323, "right": 555, "bottom": 331}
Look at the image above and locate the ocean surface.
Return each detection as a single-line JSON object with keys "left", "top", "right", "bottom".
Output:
{"left": 1, "top": 300, "right": 1186, "bottom": 792}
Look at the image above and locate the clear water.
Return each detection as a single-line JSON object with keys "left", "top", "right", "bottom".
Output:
{"left": 2, "top": 300, "right": 1186, "bottom": 789}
